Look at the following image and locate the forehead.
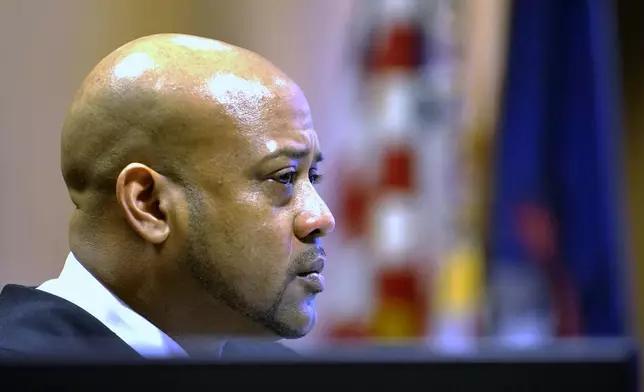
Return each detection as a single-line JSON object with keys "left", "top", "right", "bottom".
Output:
{"left": 203, "top": 74, "right": 319, "bottom": 160}
{"left": 205, "top": 71, "right": 310, "bottom": 122}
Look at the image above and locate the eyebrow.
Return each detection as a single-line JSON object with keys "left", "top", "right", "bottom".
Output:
{"left": 261, "top": 147, "right": 325, "bottom": 164}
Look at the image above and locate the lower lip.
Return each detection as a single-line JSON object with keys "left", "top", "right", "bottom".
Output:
{"left": 297, "top": 273, "right": 325, "bottom": 293}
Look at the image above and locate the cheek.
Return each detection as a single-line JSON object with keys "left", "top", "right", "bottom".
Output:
{"left": 239, "top": 218, "right": 294, "bottom": 281}
{"left": 214, "top": 199, "right": 295, "bottom": 295}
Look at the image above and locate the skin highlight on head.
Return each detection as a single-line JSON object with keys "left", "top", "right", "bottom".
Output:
{"left": 60, "top": 34, "right": 335, "bottom": 351}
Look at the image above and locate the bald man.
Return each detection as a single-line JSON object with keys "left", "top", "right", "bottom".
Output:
{"left": 0, "top": 34, "right": 335, "bottom": 360}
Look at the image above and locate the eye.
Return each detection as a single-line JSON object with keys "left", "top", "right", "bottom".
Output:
{"left": 310, "top": 172, "right": 324, "bottom": 185}
{"left": 271, "top": 169, "right": 324, "bottom": 186}
{"left": 274, "top": 170, "right": 296, "bottom": 185}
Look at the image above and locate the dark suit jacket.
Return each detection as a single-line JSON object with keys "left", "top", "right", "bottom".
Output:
{"left": 0, "top": 284, "right": 298, "bottom": 362}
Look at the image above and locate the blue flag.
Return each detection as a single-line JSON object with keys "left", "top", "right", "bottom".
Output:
{"left": 489, "top": 0, "right": 628, "bottom": 337}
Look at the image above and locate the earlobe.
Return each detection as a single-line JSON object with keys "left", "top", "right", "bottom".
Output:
{"left": 116, "top": 163, "right": 171, "bottom": 244}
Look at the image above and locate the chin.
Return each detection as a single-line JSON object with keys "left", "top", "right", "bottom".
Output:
{"left": 270, "top": 306, "right": 317, "bottom": 339}
{"left": 276, "top": 326, "right": 312, "bottom": 340}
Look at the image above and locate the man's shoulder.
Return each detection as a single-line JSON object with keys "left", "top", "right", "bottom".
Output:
{"left": 0, "top": 284, "right": 136, "bottom": 359}
{"left": 0, "top": 283, "right": 103, "bottom": 332}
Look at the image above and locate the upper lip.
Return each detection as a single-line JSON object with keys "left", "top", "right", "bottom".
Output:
{"left": 298, "top": 257, "right": 325, "bottom": 276}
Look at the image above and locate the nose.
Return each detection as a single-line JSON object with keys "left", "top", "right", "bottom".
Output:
{"left": 294, "top": 187, "right": 336, "bottom": 242}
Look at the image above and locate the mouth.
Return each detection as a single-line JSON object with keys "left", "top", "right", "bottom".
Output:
{"left": 296, "top": 271, "right": 325, "bottom": 293}
{"left": 296, "top": 257, "right": 325, "bottom": 277}
{"left": 296, "top": 257, "right": 325, "bottom": 293}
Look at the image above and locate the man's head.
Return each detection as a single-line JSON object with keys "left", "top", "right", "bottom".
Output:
{"left": 61, "top": 34, "right": 335, "bottom": 339}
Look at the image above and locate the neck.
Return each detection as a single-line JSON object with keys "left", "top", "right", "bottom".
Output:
{"left": 78, "top": 239, "right": 278, "bottom": 352}
{"left": 97, "top": 261, "right": 276, "bottom": 347}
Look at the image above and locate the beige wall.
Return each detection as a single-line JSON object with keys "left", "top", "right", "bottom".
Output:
{"left": 0, "top": 0, "right": 353, "bottom": 287}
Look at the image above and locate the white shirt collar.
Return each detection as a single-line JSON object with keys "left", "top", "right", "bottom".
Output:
{"left": 37, "top": 252, "right": 189, "bottom": 359}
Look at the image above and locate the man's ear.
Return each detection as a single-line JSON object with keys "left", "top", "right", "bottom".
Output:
{"left": 116, "top": 163, "right": 172, "bottom": 244}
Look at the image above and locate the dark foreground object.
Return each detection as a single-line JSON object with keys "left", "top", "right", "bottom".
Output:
{"left": 0, "top": 339, "right": 638, "bottom": 391}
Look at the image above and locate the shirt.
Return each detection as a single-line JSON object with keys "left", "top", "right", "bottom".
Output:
{"left": 37, "top": 252, "right": 189, "bottom": 359}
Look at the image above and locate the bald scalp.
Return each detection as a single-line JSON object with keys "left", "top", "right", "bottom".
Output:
{"left": 62, "top": 80, "right": 205, "bottom": 212}
{"left": 61, "top": 33, "right": 295, "bottom": 214}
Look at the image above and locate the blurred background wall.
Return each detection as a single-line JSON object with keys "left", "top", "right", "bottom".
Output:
{"left": 0, "top": 0, "right": 639, "bottom": 354}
